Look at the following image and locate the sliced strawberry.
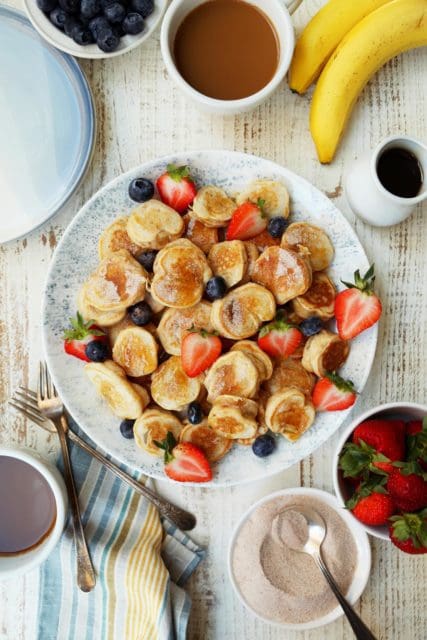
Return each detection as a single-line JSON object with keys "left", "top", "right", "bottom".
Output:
{"left": 312, "top": 372, "right": 357, "bottom": 412}
{"left": 181, "top": 329, "right": 222, "bottom": 377}
{"left": 63, "top": 313, "right": 106, "bottom": 362}
{"left": 389, "top": 510, "right": 427, "bottom": 554}
{"left": 226, "top": 199, "right": 267, "bottom": 241}
{"left": 156, "top": 164, "right": 197, "bottom": 213}
{"left": 257, "top": 319, "right": 302, "bottom": 358}
{"left": 155, "top": 432, "right": 212, "bottom": 483}
{"left": 334, "top": 264, "right": 382, "bottom": 340}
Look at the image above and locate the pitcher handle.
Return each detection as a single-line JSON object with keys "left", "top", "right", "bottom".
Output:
{"left": 282, "top": 0, "right": 303, "bottom": 15}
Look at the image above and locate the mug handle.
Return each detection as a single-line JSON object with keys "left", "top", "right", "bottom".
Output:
{"left": 282, "top": 0, "right": 303, "bottom": 15}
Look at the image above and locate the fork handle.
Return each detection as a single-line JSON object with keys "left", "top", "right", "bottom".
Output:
{"left": 67, "top": 429, "right": 196, "bottom": 531}
{"left": 54, "top": 415, "right": 96, "bottom": 592}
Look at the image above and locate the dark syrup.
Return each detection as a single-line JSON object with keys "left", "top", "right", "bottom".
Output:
{"left": 377, "top": 147, "right": 423, "bottom": 198}
{"left": 0, "top": 456, "right": 56, "bottom": 555}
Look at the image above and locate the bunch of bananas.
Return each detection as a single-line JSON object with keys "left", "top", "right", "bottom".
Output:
{"left": 289, "top": 0, "right": 427, "bottom": 164}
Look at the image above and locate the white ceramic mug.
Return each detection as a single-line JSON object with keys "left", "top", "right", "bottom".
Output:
{"left": 160, "top": 0, "right": 302, "bottom": 115}
{"left": 0, "top": 446, "right": 68, "bottom": 580}
{"left": 345, "top": 135, "right": 427, "bottom": 227}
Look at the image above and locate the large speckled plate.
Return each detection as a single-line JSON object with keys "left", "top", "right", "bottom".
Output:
{"left": 42, "top": 151, "right": 377, "bottom": 487}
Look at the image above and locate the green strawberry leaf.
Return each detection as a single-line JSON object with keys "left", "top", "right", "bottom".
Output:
{"left": 325, "top": 372, "right": 357, "bottom": 394}
{"left": 345, "top": 473, "right": 388, "bottom": 509}
{"left": 63, "top": 312, "right": 105, "bottom": 341}
{"left": 154, "top": 431, "right": 177, "bottom": 465}
{"left": 339, "top": 440, "right": 389, "bottom": 478}
{"left": 167, "top": 164, "right": 191, "bottom": 182}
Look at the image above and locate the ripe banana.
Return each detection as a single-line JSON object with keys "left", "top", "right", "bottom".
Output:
{"left": 310, "top": 0, "right": 427, "bottom": 164}
{"left": 288, "top": 0, "right": 393, "bottom": 94}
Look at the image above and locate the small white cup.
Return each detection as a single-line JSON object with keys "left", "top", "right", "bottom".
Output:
{"left": 345, "top": 135, "right": 427, "bottom": 227}
{"left": 0, "top": 446, "right": 68, "bottom": 580}
{"left": 160, "top": 0, "right": 302, "bottom": 115}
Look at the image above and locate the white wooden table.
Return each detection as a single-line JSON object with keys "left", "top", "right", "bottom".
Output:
{"left": 1, "top": 1, "right": 426, "bottom": 638}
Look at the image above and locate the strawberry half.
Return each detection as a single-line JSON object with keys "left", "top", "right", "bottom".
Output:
{"left": 334, "top": 264, "right": 382, "bottom": 340}
{"left": 389, "top": 510, "right": 427, "bottom": 554}
{"left": 312, "top": 372, "right": 357, "bottom": 412}
{"left": 156, "top": 164, "right": 197, "bottom": 213}
{"left": 63, "top": 313, "right": 106, "bottom": 362}
{"left": 155, "top": 432, "right": 212, "bottom": 483}
{"left": 226, "top": 199, "right": 267, "bottom": 241}
{"left": 257, "top": 319, "right": 302, "bottom": 358}
{"left": 181, "top": 329, "right": 222, "bottom": 377}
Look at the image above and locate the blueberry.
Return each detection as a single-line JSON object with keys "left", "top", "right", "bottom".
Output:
{"left": 104, "top": 2, "right": 125, "bottom": 23}
{"left": 120, "top": 419, "right": 135, "bottom": 439}
{"left": 73, "top": 26, "right": 94, "bottom": 44}
{"left": 64, "top": 16, "right": 81, "bottom": 37}
{"left": 122, "top": 12, "right": 144, "bottom": 35}
{"left": 136, "top": 249, "right": 157, "bottom": 272}
{"left": 85, "top": 340, "right": 109, "bottom": 362}
{"left": 128, "top": 177, "right": 154, "bottom": 202}
{"left": 129, "top": 301, "right": 152, "bottom": 326}
{"left": 252, "top": 434, "right": 276, "bottom": 458}
{"left": 80, "top": 0, "right": 101, "bottom": 18}
{"left": 111, "top": 21, "right": 124, "bottom": 37}
{"left": 267, "top": 216, "right": 288, "bottom": 238}
{"left": 97, "top": 27, "right": 120, "bottom": 51}
{"left": 89, "top": 14, "right": 109, "bottom": 37}
{"left": 299, "top": 316, "right": 323, "bottom": 337}
{"left": 58, "top": 0, "right": 80, "bottom": 13}
{"left": 49, "top": 7, "right": 68, "bottom": 29}
{"left": 37, "top": 0, "right": 57, "bottom": 12}
{"left": 205, "top": 276, "right": 227, "bottom": 301}
{"left": 187, "top": 402, "right": 203, "bottom": 425}
{"left": 130, "top": 0, "right": 153, "bottom": 18}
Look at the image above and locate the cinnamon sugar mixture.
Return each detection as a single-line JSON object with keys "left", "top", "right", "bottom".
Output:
{"left": 231, "top": 495, "right": 357, "bottom": 624}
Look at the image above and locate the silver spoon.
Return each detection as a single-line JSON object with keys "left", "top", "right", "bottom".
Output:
{"left": 272, "top": 507, "right": 377, "bottom": 640}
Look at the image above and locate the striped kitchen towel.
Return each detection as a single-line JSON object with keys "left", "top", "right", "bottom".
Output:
{"left": 37, "top": 425, "right": 204, "bottom": 640}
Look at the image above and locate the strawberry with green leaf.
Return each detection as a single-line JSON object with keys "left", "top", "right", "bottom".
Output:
{"left": 389, "top": 510, "right": 427, "bottom": 554}
{"left": 334, "top": 264, "right": 382, "bottom": 340}
{"left": 155, "top": 431, "right": 212, "bottom": 483}
{"left": 156, "top": 164, "right": 197, "bottom": 213}
{"left": 226, "top": 199, "right": 267, "bottom": 241}
{"left": 257, "top": 318, "right": 302, "bottom": 358}
{"left": 339, "top": 439, "right": 394, "bottom": 480}
{"left": 386, "top": 462, "right": 427, "bottom": 512}
{"left": 63, "top": 313, "right": 107, "bottom": 362}
{"left": 406, "top": 416, "right": 427, "bottom": 470}
{"left": 346, "top": 475, "right": 395, "bottom": 525}
{"left": 312, "top": 373, "right": 357, "bottom": 412}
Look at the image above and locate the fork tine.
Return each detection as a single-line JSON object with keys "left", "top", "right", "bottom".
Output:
{"left": 44, "top": 362, "right": 50, "bottom": 399}
{"left": 19, "top": 385, "right": 37, "bottom": 398}
{"left": 14, "top": 390, "right": 39, "bottom": 409}
{"left": 38, "top": 361, "right": 44, "bottom": 401}
{"left": 9, "top": 400, "right": 57, "bottom": 433}
{"left": 45, "top": 364, "right": 56, "bottom": 399}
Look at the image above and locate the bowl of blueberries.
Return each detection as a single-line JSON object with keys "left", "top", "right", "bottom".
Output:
{"left": 25, "top": 0, "right": 167, "bottom": 57}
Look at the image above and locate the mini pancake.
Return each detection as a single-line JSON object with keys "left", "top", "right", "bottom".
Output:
{"left": 183, "top": 213, "right": 218, "bottom": 254}
{"left": 98, "top": 216, "right": 142, "bottom": 260}
{"left": 208, "top": 240, "right": 247, "bottom": 288}
{"left": 157, "top": 301, "right": 213, "bottom": 355}
{"left": 180, "top": 420, "right": 232, "bottom": 462}
{"left": 302, "top": 329, "right": 350, "bottom": 377}
{"left": 292, "top": 271, "right": 336, "bottom": 320}
{"left": 150, "top": 239, "right": 212, "bottom": 309}
{"left": 127, "top": 200, "right": 184, "bottom": 249}
{"left": 204, "top": 351, "right": 260, "bottom": 402}
{"left": 85, "top": 360, "right": 144, "bottom": 419}
{"left": 252, "top": 246, "right": 312, "bottom": 305}
{"left": 112, "top": 326, "right": 158, "bottom": 377}
{"left": 241, "top": 241, "right": 259, "bottom": 283}
{"left": 84, "top": 249, "right": 148, "bottom": 312}
{"left": 208, "top": 395, "right": 259, "bottom": 440}
{"left": 134, "top": 408, "right": 182, "bottom": 456}
{"left": 236, "top": 179, "right": 290, "bottom": 219}
{"left": 210, "top": 283, "right": 276, "bottom": 340}
{"left": 191, "top": 185, "right": 236, "bottom": 228}
{"left": 264, "top": 357, "right": 315, "bottom": 398}
{"left": 281, "top": 222, "right": 334, "bottom": 272}
{"left": 151, "top": 355, "right": 203, "bottom": 411}
{"left": 230, "top": 340, "right": 273, "bottom": 382}
{"left": 77, "top": 284, "right": 126, "bottom": 328}
{"left": 265, "top": 388, "right": 315, "bottom": 441}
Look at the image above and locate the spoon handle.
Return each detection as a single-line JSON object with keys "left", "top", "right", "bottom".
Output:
{"left": 313, "top": 553, "right": 378, "bottom": 640}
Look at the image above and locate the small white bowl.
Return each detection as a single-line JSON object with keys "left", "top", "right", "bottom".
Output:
{"left": 0, "top": 445, "right": 68, "bottom": 580}
{"left": 332, "top": 402, "right": 427, "bottom": 541}
{"left": 24, "top": 0, "right": 168, "bottom": 59}
{"left": 228, "top": 487, "right": 371, "bottom": 631}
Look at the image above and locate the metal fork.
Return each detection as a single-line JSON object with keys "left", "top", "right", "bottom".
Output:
{"left": 9, "top": 387, "right": 197, "bottom": 531}
{"left": 37, "top": 362, "right": 96, "bottom": 592}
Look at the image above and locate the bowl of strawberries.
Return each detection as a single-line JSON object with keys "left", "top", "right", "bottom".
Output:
{"left": 333, "top": 402, "right": 427, "bottom": 553}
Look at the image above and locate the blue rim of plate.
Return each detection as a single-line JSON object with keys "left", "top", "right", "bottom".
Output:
{"left": 0, "top": 4, "right": 95, "bottom": 244}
